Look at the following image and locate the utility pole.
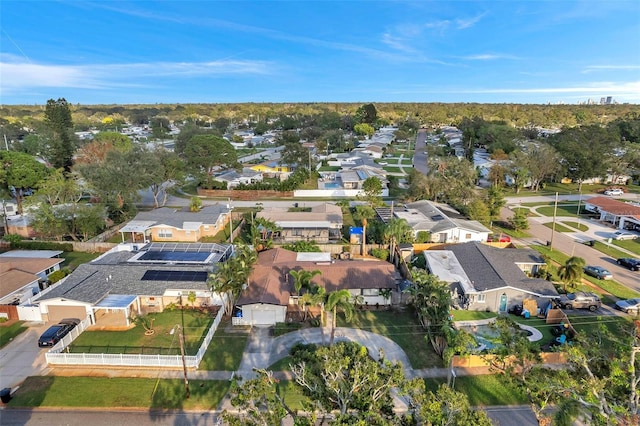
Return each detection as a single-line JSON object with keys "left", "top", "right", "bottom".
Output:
{"left": 177, "top": 325, "right": 190, "bottom": 399}
{"left": 549, "top": 192, "right": 559, "bottom": 250}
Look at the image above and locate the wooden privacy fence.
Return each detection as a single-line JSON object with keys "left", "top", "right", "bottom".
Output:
{"left": 46, "top": 306, "right": 225, "bottom": 368}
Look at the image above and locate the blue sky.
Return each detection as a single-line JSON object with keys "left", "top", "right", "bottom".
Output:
{"left": 1, "top": 0, "right": 639, "bottom": 105}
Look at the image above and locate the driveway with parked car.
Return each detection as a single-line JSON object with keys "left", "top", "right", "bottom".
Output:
{"left": 37, "top": 318, "right": 80, "bottom": 347}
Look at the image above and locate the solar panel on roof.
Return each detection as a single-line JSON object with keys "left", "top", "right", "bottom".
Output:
{"left": 141, "top": 270, "right": 209, "bottom": 282}
{"left": 356, "top": 170, "right": 368, "bottom": 180}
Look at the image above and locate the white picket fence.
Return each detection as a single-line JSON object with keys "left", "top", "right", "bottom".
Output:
{"left": 46, "top": 307, "right": 225, "bottom": 368}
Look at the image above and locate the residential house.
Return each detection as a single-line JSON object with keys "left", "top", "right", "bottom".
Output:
{"left": 583, "top": 196, "right": 640, "bottom": 230}
{"left": 256, "top": 203, "right": 343, "bottom": 243}
{"left": 119, "top": 204, "right": 230, "bottom": 243}
{"left": 378, "top": 200, "right": 491, "bottom": 243}
{"left": 214, "top": 168, "right": 263, "bottom": 189}
{"left": 353, "top": 143, "right": 385, "bottom": 159}
{"left": 235, "top": 248, "right": 402, "bottom": 326}
{"left": 249, "top": 161, "right": 292, "bottom": 178}
{"left": 34, "top": 242, "right": 233, "bottom": 326}
{"left": 0, "top": 251, "right": 64, "bottom": 306}
{"left": 423, "top": 242, "right": 558, "bottom": 313}
{"left": 339, "top": 165, "right": 388, "bottom": 191}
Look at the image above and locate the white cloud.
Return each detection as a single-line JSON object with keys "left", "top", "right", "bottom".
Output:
{"left": 582, "top": 65, "right": 640, "bottom": 73}
{"left": 455, "top": 12, "right": 487, "bottom": 29}
{"left": 461, "top": 54, "right": 520, "bottom": 61}
{"left": 0, "top": 58, "right": 273, "bottom": 90}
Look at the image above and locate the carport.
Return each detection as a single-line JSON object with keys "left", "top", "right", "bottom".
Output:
{"left": 93, "top": 295, "right": 140, "bottom": 328}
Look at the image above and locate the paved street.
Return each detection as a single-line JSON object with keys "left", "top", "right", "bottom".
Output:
{"left": 502, "top": 194, "right": 640, "bottom": 293}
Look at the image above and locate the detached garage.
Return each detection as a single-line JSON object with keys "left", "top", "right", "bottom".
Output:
{"left": 236, "top": 303, "right": 286, "bottom": 326}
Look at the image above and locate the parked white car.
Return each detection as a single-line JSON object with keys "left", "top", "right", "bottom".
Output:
{"left": 604, "top": 188, "right": 624, "bottom": 196}
{"left": 612, "top": 231, "right": 638, "bottom": 240}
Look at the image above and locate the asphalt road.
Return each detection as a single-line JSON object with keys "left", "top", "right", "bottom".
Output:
{"left": 412, "top": 128, "right": 428, "bottom": 175}
{"left": 503, "top": 194, "right": 640, "bottom": 294}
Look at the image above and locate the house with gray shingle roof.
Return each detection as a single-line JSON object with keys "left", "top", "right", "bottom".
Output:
{"left": 33, "top": 242, "right": 232, "bottom": 327}
{"left": 378, "top": 200, "right": 491, "bottom": 243}
{"left": 423, "top": 242, "right": 557, "bottom": 313}
{"left": 119, "top": 204, "right": 229, "bottom": 243}
{"left": 213, "top": 168, "right": 263, "bottom": 189}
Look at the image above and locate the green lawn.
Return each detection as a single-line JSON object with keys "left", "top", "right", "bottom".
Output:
{"left": 61, "top": 251, "right": 102, "bottom": 270}
{"left": 198, "top": 319, "right": 248, "bottom": 370}
{"left": 336, "top": 309, "right": 444, "bottom": 369}
{"left": 592, "top": 240, "right": 635, "bottom": 260}
{"left": 424, "top": 375, "right": 528, "bottom": 406}
{"left": 0, "top": 321, "right": 27, "bottom": 349}
{"left": 536, "top": 204, "right": 580, "bottom": 217}
{"left": 611, "top": 239, "right": 640, "bottom": 257}
{"left": 492, "top": 223, "right": 531, "bottom": 239}
{"left": 543, "top": 222, "right": 574, "bottom": 233}
{"left": 450, "top": 311, "right": 497, "bottom": 321}
{"left": 8, "top": 376, "right": 229, "bottom": 410}
{"left": 561, "top": 221, "right": 589, "bottom": 232}
{"left": 70, "top": 310, "right": 214, "bottom": 355}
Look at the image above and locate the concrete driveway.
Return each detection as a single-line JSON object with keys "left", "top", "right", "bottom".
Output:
{"left": 0, "top": 322, "right": 51, "bottom": 390}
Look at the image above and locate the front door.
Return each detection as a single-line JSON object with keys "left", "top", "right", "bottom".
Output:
{"left": 499, "top": 294, "right": 508, "bottom": 313}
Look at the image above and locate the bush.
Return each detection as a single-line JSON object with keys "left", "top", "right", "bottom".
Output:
{"left": 2, "top": 234, "right": 22, "bottom": 244}
{"left": 48, "top": 268, "right": 71, "bottom": 284}
{"left": 415, "top": 231, "right": 431, "bottom": 243}
{"left": 371, "top": 248, "right": 389, "bottom": 261}
{"left": 9, "top": 240, "right": 74, "bottom": 251}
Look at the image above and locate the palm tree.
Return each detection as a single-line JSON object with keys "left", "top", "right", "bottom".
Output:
{"left": 290, "top": 269, "right": 322, "bottom": 320}
{"left": 325, "top": 289, "right": 356, "bottom": 344}
{"left": 558, "top": 256, "right": 586, "bottom": 292}
{"left": 383, "top": 218, "right": 414, "bottom": 263}
{"left": 208, "top": 244, "right": 257, "bottom": 316}
{"left": 406, "top": 268, "right": 453, "bottom": 357}
{"left": 299, "top": 286, "right": 326, "bottom": 321}
{"left": 290, "top": 269, "right": 321, "bottom": 296}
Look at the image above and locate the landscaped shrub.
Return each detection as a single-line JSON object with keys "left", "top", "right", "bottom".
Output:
{"left": 371, "top": 248, "right": 389, "bottom": 261}
{"left": 2, "top": 234, "right": 22, "bottom": 244}
{"left": 9, "top": 240, "right": 74, "bottom": 251}
{"left": 415, "top": 231, "right": 431, "bottom": 243}
{"left": 48, "top": 268, "right": 71, "bottom": 284}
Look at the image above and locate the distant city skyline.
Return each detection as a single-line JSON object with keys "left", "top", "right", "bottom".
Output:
{"left": 1, "top": 0, "right": 639, "bottom": 105}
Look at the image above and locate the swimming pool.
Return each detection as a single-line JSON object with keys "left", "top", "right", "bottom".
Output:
{"left": 455, "top": 319, "right": 542, "bottom": 351}
{"left": 323, "top": 182, "right": 341, "bottom": 189}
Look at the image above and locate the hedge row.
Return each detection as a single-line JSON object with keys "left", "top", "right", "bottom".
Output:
{"left": 10, "top": 241, "right": 74, "bottom": 252}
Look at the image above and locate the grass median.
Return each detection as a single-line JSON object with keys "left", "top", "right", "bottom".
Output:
{"left": 8, "top": 376, "right": 230, "bottom": 410}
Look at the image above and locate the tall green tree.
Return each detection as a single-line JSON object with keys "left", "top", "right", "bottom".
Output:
{"left": 0, "top": 151, "right": 49, "bottom": 214}
{"left": 358, "top": 176, "right": 384, "bottom": 207}
{"left": 406, "top": 268, "right": 453, "bottom": 357}
{"left": 509, "top": 209, "right": 529, "bottom": 231}
{"left": 183, "top": 134, "right": 237, "bottom": 178}
{"left": 44, "top": 98, "right": 75, "bottom": 171}
{"left": 148, "top": 149, "right": 185, "bottom": 208}
{"left": 355, "top": 103, "right": 378, "bottom": 124}
{"left": 486, "top": 184, "right": 506, "bottom": 225}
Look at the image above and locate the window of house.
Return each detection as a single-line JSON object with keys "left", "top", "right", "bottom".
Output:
{"left": 204, "top": 226, "right": 210, "bottom": 231}
{"left": 45, "top": 267, "right": 56, "bottom": 275}
{"left": 465, "top": 233, "right": 471, "bottom": 239}
{"left": 362, "top": 288, "right": 379, "bottom": 296}
{"left": 158, "top": 229, "right": 172, "bottom": 238}
{"left": 477, "top": 294, "right": 486, "bottom": 303}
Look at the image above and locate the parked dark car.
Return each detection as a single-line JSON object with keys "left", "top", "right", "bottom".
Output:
{"left": 583, "top": 265, "right": 613, "bottom": 280}
{"left": 554, "top": 292, "right": 601, "bottom": 311}
{"left": 38, "top": 318, "right": 80, "bottom": 348}
{"left": 617, "top": 258, "right": 640, "bottom": 271}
